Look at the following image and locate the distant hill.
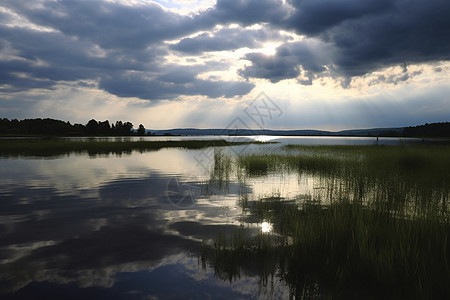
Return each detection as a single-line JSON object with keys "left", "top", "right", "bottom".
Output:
{"left": 149, "top": 128, "right": 331, "bottom": 136}
{"left": 151, "top": 127, "right": 405, "bottom": 136}
{"left": 149, "top": 127, "right": 405, "bottom": 137}
{"left": 336, "top": 127, "right": 404, "bottom": 137}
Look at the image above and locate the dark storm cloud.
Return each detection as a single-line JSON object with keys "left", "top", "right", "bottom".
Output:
{"left": 0, "top": 60, "right": 54, "bottom": 92}
{"left": 0, "top": 0, "right": 252, "bottom": 100}
{"left": 99, "top": 62, "right": 255, "bottom": 100}
{"left": 0, "top": 1, "right": 168, "bottom": 94}
{"left": 1, "top": 0, "right": 449, "bottom": 98}
{"left": 0, "top": 23, "right": 163, "bottom": 93}
{"left": 238, "top": 0, "right": 450, "bottom": 83}
{"left": 239, "top": 39, "right": 332, "bottom": 84}
{"left": 285, "top": 0, "right": 394, "bottom": 35}
{"left": 3, "top": 0, "right": 204, "bottom": 50}
{"left": 203, "top": 0, "right": 292, "bottom": 26}
{"left": 326, "top": 0, "right": 450, "bottom": 77}
{"left": 100, "top": 69, "right": 254, "bottom": 100}
{"left": 170, "top": 27, "right": 287, "bottom": 54}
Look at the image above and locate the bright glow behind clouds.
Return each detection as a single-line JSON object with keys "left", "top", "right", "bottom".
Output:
{"left": 0, "top": 0, "right": 449, "bottom": 130}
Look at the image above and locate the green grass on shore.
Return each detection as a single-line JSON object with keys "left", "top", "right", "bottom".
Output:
{"left": 0, "top": 138, "right": 268, "bottom": 157}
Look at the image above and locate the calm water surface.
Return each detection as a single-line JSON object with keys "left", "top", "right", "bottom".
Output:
{"left": 0, "top": 136, "right": 432, "bottom": 299}
{"left": 61, "top": 135, "right": 421, "bottom": 145}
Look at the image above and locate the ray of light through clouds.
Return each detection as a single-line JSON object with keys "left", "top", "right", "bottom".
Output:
{"left": 0, "top": 0, "right": 449, "bottom": 130}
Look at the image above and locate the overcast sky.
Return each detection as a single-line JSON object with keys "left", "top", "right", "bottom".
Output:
{"left": 1, "top": 0, "right": 449, "bottom": 130}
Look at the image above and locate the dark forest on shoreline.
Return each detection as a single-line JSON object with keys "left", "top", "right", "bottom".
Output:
{"left": 1, "top": 117, "right": 450, "bottom": 137}
{"left": 0, "top": 118, "right": 147, "bottom": 136}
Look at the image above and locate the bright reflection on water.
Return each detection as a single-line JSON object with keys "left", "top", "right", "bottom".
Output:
{"left": 0, "top": 136, "right": 444, "bottom": 299}
{"left": 260, "top": 221, "right": 273, "bottom": 233}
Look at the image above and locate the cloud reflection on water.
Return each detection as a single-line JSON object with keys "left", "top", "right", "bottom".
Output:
{"left": 0, "top": 148, "right": 281, "bottom": 298}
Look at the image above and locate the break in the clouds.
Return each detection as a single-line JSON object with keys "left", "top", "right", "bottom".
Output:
{"left": 170, "top": 27, "right": 289, "bottom": 54}
{"left": 239, "top": 39, "right": 333, "bottom": 85}
{"left": 0, "top": 0, "right": 449, "bottom": 128}
{"left": 240, "top": 0, "right": 450, "bottom": 83}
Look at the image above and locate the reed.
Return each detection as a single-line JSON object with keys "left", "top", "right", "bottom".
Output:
{"left": 237, "top": 144, "right": 450, "bottom": 219}
{"left": 206, "top": 144, "right": 450, "bottom": 298}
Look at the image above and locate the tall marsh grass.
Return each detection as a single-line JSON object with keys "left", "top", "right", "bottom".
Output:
{"left": 205, "top": 144, "right": 450, "bottom": 298}
{"left": 238, "top": 144, "right": 450, "bottom": 219}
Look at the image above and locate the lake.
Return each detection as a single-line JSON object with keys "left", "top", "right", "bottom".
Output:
{"left": 0, "top": 136, "right": 448, "bottom": 299}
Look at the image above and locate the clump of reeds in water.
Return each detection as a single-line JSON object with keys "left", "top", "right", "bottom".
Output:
{"left": 238, "top": 144, "right": 450, "bottom": 220}
{"left": 205, "top": 144, "right": 450, "bottom": 298}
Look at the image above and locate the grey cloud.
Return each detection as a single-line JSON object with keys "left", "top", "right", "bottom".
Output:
{"left": 99, "top": 67, "right": 254, "bottom": 100}
{"left": 305, "top": 0, "right": 449, "bottom": 77}
{"left": 0, "top": 0, "right": 256, "bottom": 100}
{"left": 328, "top": 0, "right": 450, "bottom": 77}
{"left": 2, "top": 0, "right": 449, "bottom": 98}
{"left": 3, "top": 0, "right": 204, "bottom": 50}
{"left": 0, "top": 60, "right": 52, "bottom": 92}
{"left": 0, "top": 24, "right": 163, "bottom": 92}
{"left": 286, "top": 0, "right": 393, "bottom": 35}
{"left": 204, "top": 0, "right": 291, "bottom": 26}
{"left": 0, "top": 7, "right": 16, "bottom": 25}
{"left": 240, "top": 39, "right": 332, "bottom": 83}
{"left": 235, "top": 0, "right": 450, "bottom": 84}
{"left": 368, "top": 69, "right": 423, "bottom": 86}
{"left": 239, "top": 52, "right": 300, "bottom": 83}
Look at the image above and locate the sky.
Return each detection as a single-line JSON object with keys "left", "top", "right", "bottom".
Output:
{"left": 0, "top": 0, "right": 449, "bottom": 130}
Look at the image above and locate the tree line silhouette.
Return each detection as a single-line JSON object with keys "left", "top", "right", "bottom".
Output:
{"left": 0, "top": 118, "right": 149, "bottom": 136}
{"left": 402, "top": 122, "right": 450, "bottom": 137}
{"left": 1, "top": 117, "right": 449, "bottom": 137}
